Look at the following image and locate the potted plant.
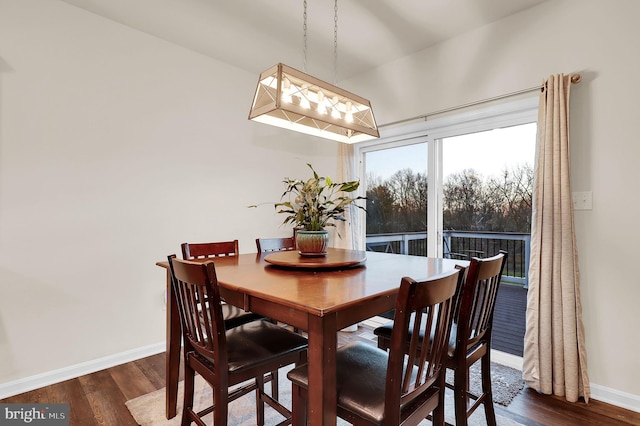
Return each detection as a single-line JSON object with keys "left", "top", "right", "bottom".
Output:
{"left": 251, "top": 163, "right": 366, "bottom": 256}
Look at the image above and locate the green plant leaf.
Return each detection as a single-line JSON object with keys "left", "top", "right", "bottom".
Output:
{"left": 250, "top": 163, "right": 367, "bottom": 234}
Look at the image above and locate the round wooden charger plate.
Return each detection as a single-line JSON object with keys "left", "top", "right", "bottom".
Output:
{"left": 263, "top": 248, "right": 367, "bottom": 269}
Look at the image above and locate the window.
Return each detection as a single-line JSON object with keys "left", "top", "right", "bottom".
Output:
{"left": 363, "top": 141, "right": 428, "bottom": 254}
{"left": 357, "top": 97, "right": 538, "bottom": 258}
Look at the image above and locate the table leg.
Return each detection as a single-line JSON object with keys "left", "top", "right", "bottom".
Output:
{"left": 165, "top": 270, "right": 180, "bottom": 419}
{"left": 306, "top": 314, "right": 337, "bottom": 426}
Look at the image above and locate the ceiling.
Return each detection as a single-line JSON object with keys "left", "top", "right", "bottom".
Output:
{"left": 59, "top": 0, "right": 548, "bottom": 81}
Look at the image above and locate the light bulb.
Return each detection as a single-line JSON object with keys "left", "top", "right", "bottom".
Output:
{"left": 282, "top": 78, "right": 292, "bottom": 103}
{"left": 331, "top": 96, "right": 341, "bottom": 119}
{"left": 317, "top": 91, "right": 326, "bottom": 114}
{"left": 345, "top": 101, "right": 354, "bottom": 123}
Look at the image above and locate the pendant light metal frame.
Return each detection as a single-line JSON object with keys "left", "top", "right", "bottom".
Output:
{"left": 248, "top": 1, "right": 378, "bottom": 144}
{"left": 249, "top": 63, "right": 378, "bottom": 143}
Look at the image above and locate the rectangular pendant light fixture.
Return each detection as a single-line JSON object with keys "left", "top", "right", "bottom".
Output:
{"left": 248, "top": 63, "right": 379, "bottom": 144}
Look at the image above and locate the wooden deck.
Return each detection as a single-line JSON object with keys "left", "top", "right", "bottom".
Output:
{"left": 379, "top": 282, "right": 528, "bottom": 357}
{"left": 492, "top": 283, "right": 527, "bottom": 357}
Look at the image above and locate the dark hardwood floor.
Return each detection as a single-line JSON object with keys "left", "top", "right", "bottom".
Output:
{"left": 2, "top": 321, "right": 639, "bottom": 426}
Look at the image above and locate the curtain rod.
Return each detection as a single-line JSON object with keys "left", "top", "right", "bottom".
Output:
{"left": 379, "top": 73, "right": 582, "bottom": 128}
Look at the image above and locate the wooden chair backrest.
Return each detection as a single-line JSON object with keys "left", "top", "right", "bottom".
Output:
{"left": 181, "top": 240, "right": 239, "bottom": 260}
{"left": 167, "top": 255, "right": 228, "bottom": 369}
{"left": 384, "top": 267, "right": 461, "bottom": 421}
{"left": 454, "top": 250, "right": 508, "bottom": 353}
{"left": 255, "top": 237, "right": 295, "bottom": 253}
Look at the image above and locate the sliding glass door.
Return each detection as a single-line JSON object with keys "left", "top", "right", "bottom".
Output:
{"left": 357, "top": 98, "right": 538, "bottom": 358}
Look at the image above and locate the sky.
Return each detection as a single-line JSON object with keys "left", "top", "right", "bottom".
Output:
{"left": 366, "top": 123, "right": 536, "bottom": 181}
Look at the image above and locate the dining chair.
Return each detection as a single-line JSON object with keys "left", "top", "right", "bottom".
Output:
{"left": 181, "top": 240, "right": 278, "bottom": 396}
{"left": 167, "top": 255, "right": 308, "bottom": 426}
{"left": 255, "top": 237, "right": 296, "bottom": 253}
{"left": 374, "top": 251, "right": 508, "bottom": 426}
{"left": 287, "top": 267, "right": 462, "bottom": 425}
{"left": 181, "top": 240, "right": 264, "bottom": 329}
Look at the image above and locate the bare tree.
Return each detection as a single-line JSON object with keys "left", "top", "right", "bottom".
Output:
{"left": 486, "top": 164, "right": 533, "bottom": 231}
{"left": 366, "top": 183, "right": 396, "bottom": 234}
{"left": 387, "top": 169, "right": 427, "bottom": 231}
{"left": 443, "top": 169, "right": 494, "bottom": 231}
{"left": 366, "top": 164, "right": 532, "bottom": 235}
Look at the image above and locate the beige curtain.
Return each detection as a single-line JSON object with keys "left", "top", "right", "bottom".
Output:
{"left": 522, "top": 74, "right": 590, "bottom": 403}
{"left": 334, "top": 143, "right": 361, "bottom": 250}
{"left": 336, "top": 143, "right": 362, "bottom": 331}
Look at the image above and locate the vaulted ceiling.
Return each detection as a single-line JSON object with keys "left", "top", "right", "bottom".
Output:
{"left": 60, "top": 0, "right": 548, "bottom": 81}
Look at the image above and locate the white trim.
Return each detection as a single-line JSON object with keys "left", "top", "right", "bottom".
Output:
{"left": 491, "top": 349, "right": 524, "bottom": 371}
{"left": 0, "top": 342, "right": 165, "bottom": 399}
{"left": 427, "top": 137, "right": 441, "bottom": 257}
{"left": 420, "top": 97, "right": 538, "bottom": 140}
{"left": 590, "top": 383, "right": 640, "bottom": 414}
{"left": 359, "top": 96, "right": 539, "bottom": 147}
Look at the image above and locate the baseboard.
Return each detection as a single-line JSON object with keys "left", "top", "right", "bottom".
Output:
{"left": 590, "top": 383, "right": 640, "bottom": 413}
{"left": 491, "top": 349, "right": 523, "bottom": 370}
{"left": 0, "top": 342, "right": 165, "bottom": 400}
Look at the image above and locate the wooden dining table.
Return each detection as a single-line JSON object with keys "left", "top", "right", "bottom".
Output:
{"left": 156, "top": 248, "right": 465, "bottom": 426}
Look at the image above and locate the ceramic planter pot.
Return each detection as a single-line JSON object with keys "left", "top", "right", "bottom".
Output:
{"left": 295, "top": 230, "right": 329, "bottom": 257}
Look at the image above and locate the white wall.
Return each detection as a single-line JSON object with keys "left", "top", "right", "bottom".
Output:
{"left": 345, "top": 0, "right": 640, "bottom": 409}
{"left": 0, "top": 0, "right": 336, "bottom": 392}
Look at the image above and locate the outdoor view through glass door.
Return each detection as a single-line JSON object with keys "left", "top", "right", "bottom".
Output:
{"left": 364, "top": 142, "right": 428, "bottom": 255}
{"left": 362, "top": 120, "right": 536, "bottom": 357}
{"left": 441, "top": 122, "right": 536, "bottom": 357}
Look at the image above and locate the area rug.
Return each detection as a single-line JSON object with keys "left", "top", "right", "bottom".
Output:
{"left": 446, "top": 361, "right": 525, "bottom": 407}
{"left": 126, "top": 364, "right": 525, "bottom": 426}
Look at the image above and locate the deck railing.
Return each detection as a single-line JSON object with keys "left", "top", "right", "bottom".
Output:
{"left": 365, "top": 231, "right": 530, "bottom": 287}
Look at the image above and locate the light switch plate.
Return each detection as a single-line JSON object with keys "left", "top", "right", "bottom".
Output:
{"left": 572, "top": 191, "right": 592, "bottom": 210}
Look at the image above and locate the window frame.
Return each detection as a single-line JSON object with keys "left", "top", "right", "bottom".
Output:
{"left": 355, "top": 96, "right": 538, "bottom": 256}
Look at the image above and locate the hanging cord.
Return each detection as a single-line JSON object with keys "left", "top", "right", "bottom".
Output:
{"left": 303, "top": 0, "right": 338, "bottom": 81}
{"left": 334, "top": 0, "right": 338, "bottom": 85}
{"left": 303, "top": 0, "right": 308, "bottom": 73}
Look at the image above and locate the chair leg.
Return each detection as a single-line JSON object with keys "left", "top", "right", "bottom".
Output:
{"left": 432, "top": 372, "right": 446, "bottom": 426}
{"left": 453, "top": 364, "right": 469, "bottom": 426}
{"left": 256, "top": 374, "right": 265, "bottom": 425}
{"left": 271, "top": 370, "right": 279, "bottom": 399}
{"left": 290, "top": 383, "right": 307, "bottom": 425}
{"left": 181, "top": 362, "right": 195, "bottom": 426}
{"left": 481, "top": 354, "right": 497, "bottom": 426}
{"left": 376, "top": 335, "right": 390, "bottom": 350}
{"left": 213, "top": 376, "right": 229, "bottom": 426}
